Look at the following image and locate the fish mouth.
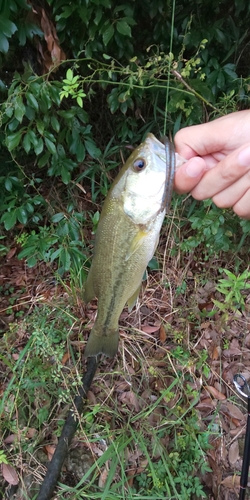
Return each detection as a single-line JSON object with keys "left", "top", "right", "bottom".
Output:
{"left": 145, "top": 134, "right": 176, "bottom": 212}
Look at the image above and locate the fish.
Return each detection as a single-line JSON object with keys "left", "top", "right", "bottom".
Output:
{"left": 83, "top": 133, "right": 183, "bottom": 358}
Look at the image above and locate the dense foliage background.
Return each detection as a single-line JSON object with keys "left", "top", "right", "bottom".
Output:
{"left": 2, "top": 2, "right": 250, "bottom": 499}
{"left": 1, "top": 0, "right": 250, "bottom": 275}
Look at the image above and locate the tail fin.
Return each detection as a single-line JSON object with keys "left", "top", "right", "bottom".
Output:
{"left": 84, "top": 329, "right": 119, "bottom": 358}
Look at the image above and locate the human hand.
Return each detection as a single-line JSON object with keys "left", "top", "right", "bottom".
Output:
{"left": 174, "top": 110, "right": 250, "bottom": 218}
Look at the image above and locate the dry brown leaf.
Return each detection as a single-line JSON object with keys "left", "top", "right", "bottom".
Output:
{"left": 61, "top": 351, "right": 70, "bottom": 365}
{"left": 98, "top": 464, "right": 109, "bottom": 488}
{"left": 141, "top": 324, "right": 160, "bottom": 334}
{"left": 32, "top": 5, "right": 66, "bottom": 72}
{"left": 205, "top": 385, "right": 226, "bottom": 400}
{"left": 244, "top": 333, "right": 250, "bottom": 347}
{"left": 4, "top": 434, "right": 17, "bottom": 444}
{"left": 118, "top": 390, "right": 140, "bottom": 411}
{"left": 200, "top": 321, "right": 211, "bottom": 329}
{"left": 6, "top": 247, "right": 17, "bottom": 260}
{"left": 159, "top": 324, "right": 166, "bottom": 343}
{"left": 25, "top": 427, "right": 38, "bottom": 439}
{"left": 221, "top": 474, "right": 240, "bottom": 487}
{"left": 87, "top": 390, "right": 97, "bottom": 405}
{"left": 136, "top": 458, "right": 148, "bottom": 474}
{"left": 230, "top": 424, "right": 245, "bottom": 437}
{"left": 226, "top": 402, "right": 245, "bottom": 421}
{"left": 211, "top": 345, "right": 221, "bottom": 360}
{"left": 147, "top": 406, "right": 164, "bottom": 427}
{"left": 228, "top": 440, "right": 239, "bottom": 465}
{"left": 126, "top": 467, "right": 136, "bottom": 487}
{"left": 44, "top": 444, "right": 56, "bottom": 461}
{"left": 2, "top": 463, "right": 19, "bottom": 485}
{"left": 223, "top": 348, "right": 242, "bottom": 356}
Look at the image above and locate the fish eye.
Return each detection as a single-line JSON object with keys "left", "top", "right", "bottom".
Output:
{"left": 133, "top": 158, "right": 146, "bottom": 172}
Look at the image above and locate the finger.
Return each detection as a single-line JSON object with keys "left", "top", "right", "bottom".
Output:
{"left": 174, "top": 157, "right": 207, "bottom": 194}
{"left": 233, "top": 189, "right": 250, "bottom": 218}
{"left": 212, "top": 174, "right": 250, "bottom": 208}
{"left": 174, "top": 110, "right": 250, "bottom": 158}
{"left": 174, "top": 120, "right": 228, "bottom": 157}
{"left": 191, "top": 144, "right": 250, "bottom": 200}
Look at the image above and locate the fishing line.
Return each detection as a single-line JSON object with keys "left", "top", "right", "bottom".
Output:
{"left": 163, "top": 0, "right": 176, "bottom": 137}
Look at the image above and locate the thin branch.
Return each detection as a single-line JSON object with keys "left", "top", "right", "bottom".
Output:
{"left": 171, "top": 69, "right": 222, "bottom": 114}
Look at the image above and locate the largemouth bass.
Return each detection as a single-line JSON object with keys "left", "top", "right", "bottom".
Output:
{"left": 84, "top": 133, "right": 181, "bottom": 358}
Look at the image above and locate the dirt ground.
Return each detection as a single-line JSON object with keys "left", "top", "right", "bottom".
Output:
{"left": 1, "top": 242, "right": 250, "bottom": 499}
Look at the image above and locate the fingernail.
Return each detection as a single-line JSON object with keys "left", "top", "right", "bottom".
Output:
{"left": 185, "top": 159, "right": 204, "bottom": 178}
{"left": 238, "top": 146, "right": 250, "bottom": 166}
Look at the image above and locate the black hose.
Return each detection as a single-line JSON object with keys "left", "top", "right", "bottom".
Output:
{"left": 36, "top": 355, "right": 100, "bottom": 500}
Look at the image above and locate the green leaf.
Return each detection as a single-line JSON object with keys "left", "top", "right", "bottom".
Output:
{"left": 36, "top": 119, "right": 45, "bottom": 135}
{"left": 0, "top": 18, "right": 17, "bottom": 37}
{"left": 25, "top": 202, "right": 34, "bottom": 214}
{"left": 40, "top": 86, "right": 52, "bottom": 111}
{"left": 27, "top": 256, "right": 37, "bottom": 267}
{"left": 4, "top": 178, "right": 12, "bottom": 191}
{"left": 25, "top": 105, "right": 35, "bottom": 120}
{"left": 116, "top": 20, "right": 131, "bottom": 36}
{"left": 18, "top": 246, "right": 37, "bottom": 259}
{"left": 17, "top": 207, "right": 28, "bottom": 225}
{"left": 76, "top": 141, "right": 85, "bottom": 162}
{"left": 84, "top": 139, "right": 101, "bottom": 158}
{"left": 27, "top": 129, "right": 38, "bottom": 147}
{"left": 26, "top": 92, "right": 39, "bottom": 111}
{"left": 38, "top": 151, "right": 50, "bottom": 168}
{"left": 50, "top": 248, "right": 62, "bottom": 261}
{"left": 66, "top": 68, "right": 73, "bottom": 81}
{"left": 45, "top": 137, "right": 56, "bottom": 155}
{"left": 77, "top": 96, "right": 83, "bottom": 107}
{"left": 49, "top": 85, "right": 61, "bottom": 106}
{"left": 51, "top": 213, "right": 65, "bottom": 223}
{"left": 51, "top": 116, "right": 60, "bottom": 132}
{"left": 6, "top": 131, "right": 22, "bottom": 151}
{"left": 1, "top": 211, "right": 17, "bottom": 230}
{"left": 8, "top": 118, "right": 19, "bottom": 132}
{"left": 0, "top": 33, "right": 8, "bottom": 53}
{"left": 69, "top": 131, "right": 80, "bottom": 155}
{"left": 23, "top": 132, "right": 31, "bottom": 153}
{"left": 34, "top": 137, "right": 44, "bottom": 155}
{"left": 14, "top": 96, "right": 26, "bottom": 122}
{"left": 60, "top": 247, "right": 71, "bottom": 271}
{"left": 102, "top": 24, "right": 114, "bottom": 46}
{"left": 61, "top": 165, "right": 71, "bottom": 184}
{"left": 5, "top": 106, "right": 14, "bottom": 118}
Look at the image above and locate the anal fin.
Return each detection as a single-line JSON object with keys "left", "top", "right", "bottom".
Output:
{"left": 127, "top": 284, "right": 141, "bottom": 312}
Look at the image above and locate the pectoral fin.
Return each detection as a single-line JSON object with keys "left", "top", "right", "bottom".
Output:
{"left": 125, "top": 229, "right": 148, "bottom": 261}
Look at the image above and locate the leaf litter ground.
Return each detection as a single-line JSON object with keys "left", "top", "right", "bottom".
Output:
{"left": 1, "top": 237, "right": 250, "bottom": 499}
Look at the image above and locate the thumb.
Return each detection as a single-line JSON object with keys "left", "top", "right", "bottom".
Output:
{"left": 174, "top": 157, "right": 207, "bottom": 194}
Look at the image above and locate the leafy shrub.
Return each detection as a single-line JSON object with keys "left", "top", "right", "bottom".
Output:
{"left": 0, "top": 0, "right": 250, "bottom": 274}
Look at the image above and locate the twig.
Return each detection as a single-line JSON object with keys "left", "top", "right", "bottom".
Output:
{"left": 36, "top": 355, "right": 101, "bottom": 500}
{"left": 171, "top": 69, "right": 222, "bottom": 114}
